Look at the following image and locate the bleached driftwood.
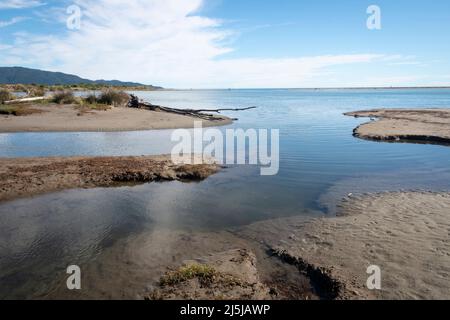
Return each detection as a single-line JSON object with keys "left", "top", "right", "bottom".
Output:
{"left": 4, "top": 97, "right": 46, "bottom": 104}
{"left": 127, "top": 94, "right": 256, "bottom": 121}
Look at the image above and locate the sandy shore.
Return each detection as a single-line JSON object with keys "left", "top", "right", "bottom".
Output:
{"left": 42, "top": 228, "right": 316, "bottom": 300}
{"left": 0, "top": 155, "right": 219, "bottom": 202}
{"left": 25, "top": 190, "right": 450, "bottom": 300}
{"left": 0, "top": 103, "right": 232, "bottom": 132}
{"left": 345, "top": 109, "right": 450, "bottom": 144}
{"left": 240, "top": 191, "right": 450, "bottom": 299}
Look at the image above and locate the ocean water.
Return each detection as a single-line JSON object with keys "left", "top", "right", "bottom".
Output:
{"left": 1, "top": 88, "right": 450, "bottom": 298}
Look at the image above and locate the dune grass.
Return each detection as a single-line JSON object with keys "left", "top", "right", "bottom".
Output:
{"left": 0, "top": 89, "right": 12, "bottom": 104}
{"left": 52, "top": 90, "right": 77, "bottom": 104}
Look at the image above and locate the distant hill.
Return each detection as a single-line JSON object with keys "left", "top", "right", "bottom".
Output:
{"left": 0, "top": 66, "right": 162, "bottom": 88}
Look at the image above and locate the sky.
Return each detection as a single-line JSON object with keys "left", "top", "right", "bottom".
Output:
{"left": 0, "top": 0, "right": 450, "bottom": 88}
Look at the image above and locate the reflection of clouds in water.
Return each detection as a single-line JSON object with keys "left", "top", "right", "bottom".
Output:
{"left": 0, "top": 131, "right": 178, "bottom": 157}
{"left": 0, "top": 188, "right": 150, "bottom": 298}
{"left": 0, "top": 128, "right": 268, "bottom": 161}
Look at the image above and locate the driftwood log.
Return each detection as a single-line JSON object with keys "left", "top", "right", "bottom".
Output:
{"left": 4, "top": 97, "right": 46, "bottom": 105}
{"left": 127, "top": 94, "right": 256, "bottom": 121}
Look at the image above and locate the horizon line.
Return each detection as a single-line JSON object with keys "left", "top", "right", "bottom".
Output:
{"left": 164, "top": 86, "right": 450, "bottom": 91}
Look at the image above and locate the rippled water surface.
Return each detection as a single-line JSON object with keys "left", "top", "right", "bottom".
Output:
{"left": 1, "top": 89, "right": 450, "bottom": 298}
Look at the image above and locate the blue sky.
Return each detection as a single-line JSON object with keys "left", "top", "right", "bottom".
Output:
{"left": 1, "top": 0, "right": 450, "bottom": 88}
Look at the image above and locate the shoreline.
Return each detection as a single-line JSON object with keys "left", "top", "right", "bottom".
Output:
{"left": 0, "top": 155, "right": 219, "bottom": 203}
{"left": 345, "top": 109, "right": 450, "bottom": 145}
{"left": 0, "top": 103, "right": 233, "bottom": 133}
{"left": 239, "top": 191, "right": 450, "bottom": 299}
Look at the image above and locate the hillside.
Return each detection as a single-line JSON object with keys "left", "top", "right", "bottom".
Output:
{"left": 0, "top": 67, "right": 162, "bottom": 89}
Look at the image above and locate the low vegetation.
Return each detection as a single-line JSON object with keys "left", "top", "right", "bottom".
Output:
{"left": 0, "top": 86, "right": 130, "bottom": 117}
{"left": 96, "top": 90, "right": 129, "bottom": 107}
{"left": 1, "top": 83, "right": 157, "bottom": 94}
{"left": 84, "top": 93, "right": 98, "bottom": 105}
{"left": 0, "top": 104, "right": 42, "bottom": 116}
{"left": 28, "top": 86, "right": 46, "bottom": 97}
{"left": 0, "top": 89, "right": 12, "bottom": 104}
{"left": 159, "top": 264, "right": 218, "bottom": 287}
{"left": 52, "top": 90, "right": 77, "bottom": 104}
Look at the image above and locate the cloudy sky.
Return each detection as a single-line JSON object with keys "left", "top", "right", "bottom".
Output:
{"left": 0, "top": 0, "right": 450, "bottom": 88}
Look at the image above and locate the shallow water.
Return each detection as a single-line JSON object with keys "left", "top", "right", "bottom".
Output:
{"left": 1, "top": 88, "right": 450, "bottom": 298}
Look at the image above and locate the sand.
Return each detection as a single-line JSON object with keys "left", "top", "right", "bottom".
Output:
{"left": 41, "top": 228, "right": 315, "bottom": 300}
{"left": 0, "top": 155, "right": 219, "bottom": 203}
{"left": 0, "top": 103, "right": 232, "bottom": 132}
{"left": 240, "top": 191, "right": 450, "bottom": 300}
{"left": 147, "top": 249, "right": 273, "bottom": 300}
{"left": 345, "top": 109, "right": 450, "bottom": 144}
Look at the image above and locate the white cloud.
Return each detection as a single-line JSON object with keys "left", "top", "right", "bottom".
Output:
{"left": 0, "top": 16, "right": 26, "bottom": 27}
{"left": 0, "top": 0, "right": 400, "bottom": 88}
{"left": 0, "top": 0, "right": 45, "bottom": 9}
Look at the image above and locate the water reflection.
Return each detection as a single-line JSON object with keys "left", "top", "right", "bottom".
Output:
{"left": 1, "top": 89, "right": 450, "bottom": 298}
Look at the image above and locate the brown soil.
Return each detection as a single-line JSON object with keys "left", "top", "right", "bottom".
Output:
{"left": 0, "top": 155, "right": 219, "bottom": 203}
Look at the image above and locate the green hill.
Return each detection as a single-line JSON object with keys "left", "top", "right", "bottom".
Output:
{"left": 0, "top": 66, "right": 162, "bottom": 89}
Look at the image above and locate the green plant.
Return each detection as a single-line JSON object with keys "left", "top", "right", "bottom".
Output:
{"left": 0, "top": 89, "right": 12, "bottom": 104}
{"left": 52, "top": 90, "right": 76, "bottom": 104}
{"left": 29, "top": 86, "right": 46, "bottom": 97}
{"left": 97, "top": 89, "right": 129, "bottom": 106}
{"left": 159, "top": 264, "right": 217, "bottom": 287}
{"left": 84, "top": 93, "right": 98, "bottom": 105}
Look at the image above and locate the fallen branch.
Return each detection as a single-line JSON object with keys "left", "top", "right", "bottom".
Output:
{"left": 182, "top": 106, "right": 257, "bottom": 114}
{"left": 4, "top": 97, "right": 46, "bottom": 105}
{"left": 127, "top": 94, "right": 256, "bottom": 121}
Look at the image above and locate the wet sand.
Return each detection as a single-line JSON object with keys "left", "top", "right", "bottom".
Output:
{"left": 345, "top": 109, "right": 450, "bottom": 144}
{"left": 0, "top": 155, "right": 219, "bottom": 202}
{"left": 0, "top": 103, "right": 232, "bottom": 133}
{"left": 43, "top": 228, "right": 316, "bottom": 300}
{"left": 240, "top": 191, "right": 450, "bottom": 300}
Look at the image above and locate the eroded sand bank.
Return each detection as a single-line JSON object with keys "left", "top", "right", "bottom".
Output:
{"left": 345, "top": 109, "right": 450, "bottom": 144}
{"left": 0, "top": 103, "right": 232, "bottom": 132}
{"left": 0, "top": 155, "right": 219, "bottom": 202}
{"left": 42, "top": 229, "right": 316, "bottom": 300}
{"left": 240, "top": 191, "right": 450, "bottom": 299}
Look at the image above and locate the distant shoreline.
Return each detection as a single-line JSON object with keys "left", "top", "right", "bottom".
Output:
{"left": 160, "top": 86, "right": 450, "bottom": 91}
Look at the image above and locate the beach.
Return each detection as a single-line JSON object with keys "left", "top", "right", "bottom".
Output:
{"left": 0, "top": 103, "right": 232, "bottom": 133}
{"left": 345, "top": 109, "right": 450, "bottom": 144}
{"left": 0, "top": 155, "right": 219, "bottom": 203}
{"left": 1, "top": 89, "right": 450, "bottom": 300}
{"left": 240, "top": 191, "right": 450, "bottom": 300}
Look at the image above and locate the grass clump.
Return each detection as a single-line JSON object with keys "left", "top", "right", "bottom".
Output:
{"left": 0, "top": 89, "right": 12, "bottom": 104}
{"left": 84, "top": 93, "right": 98, "bottom": 105}
{"left": 52, "top": 90, "right": 77, "bottom": 104}
{"left": 96, "top": 89, "right": 129, "bottom": 107}
{"left": 28, "top": 86, "right": 46, "bottom": 97}
{"left": 160, "top": 264, "right": 217, "bottom": 287}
